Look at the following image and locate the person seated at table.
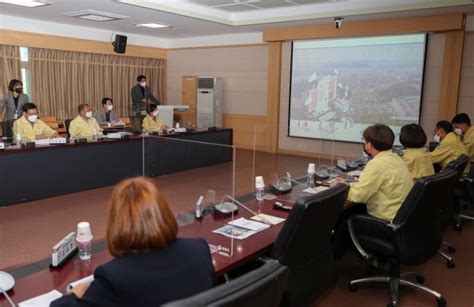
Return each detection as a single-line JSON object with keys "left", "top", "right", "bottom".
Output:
{"left": 399, "top": 123, "right": 434, "bottom": 182}
{"left": 451, "top": 113, "right": 473, "bottom": 162}
{"left": 13, "top": 103, "right": 58, "bottom": 141}
{"left": 69, "top": 103, "right": 103, "bottom": 140}
{"left": 96, "top": 97, "right": 116, "bottom": 126}
{"left": 50, "top": 177, "right": 215, "bottom": 307}
{"left": 430, "top": 120, "right": 469, "bottom": 174}
{"left": 142, "top": 103, "right": 167, "bottom": 133}
{"left": 331, "top": 124, "right": 413, "bottom": 258}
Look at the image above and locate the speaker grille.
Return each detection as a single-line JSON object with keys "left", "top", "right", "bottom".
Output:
{"left": 197, "top": 78, "right": 214, "bottom": 89}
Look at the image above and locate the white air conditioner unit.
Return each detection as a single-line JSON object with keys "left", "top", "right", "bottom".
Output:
{"left": 196, "top": 77, "right": 223, "bottom": 128}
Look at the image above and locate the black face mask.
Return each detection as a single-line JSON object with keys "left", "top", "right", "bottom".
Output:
{"left": 363, "top": 144, "right": 371, "bottom": 157}
{"left": 15, "top": 88, "right": 23, "bottom": 94}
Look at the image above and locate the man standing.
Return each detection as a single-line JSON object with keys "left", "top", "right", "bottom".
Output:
{"left": 131, "top": 75, "right": 159, "bottom": 115}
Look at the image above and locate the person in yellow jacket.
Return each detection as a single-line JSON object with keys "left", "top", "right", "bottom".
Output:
{"left": 69, "top": 103, "right": 103, "bottom": 140}
{"left": 142, "top": 104, "right": 167, "bottom": 133}
{"left": 13, "top": 103, "right": 58, "bottom": 141}
{"left": 452, "top": 113, "right": 473, "bottom": 163}
{"left": 430, "top": 120, "right": 469, "bottom": 175}
{"left": 399, "top": 123, "right": 434, "bottom": 182}
{"left": 334, "top": 124, "right": 413, "bottom": 222}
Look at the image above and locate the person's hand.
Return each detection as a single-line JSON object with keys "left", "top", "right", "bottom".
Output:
{"left": 71, "top": 283, "right": 89, "bottom": 298}
{"left": 142, "top": 98, "right": 149, "bottom": 104}
{"left": 331, "top": 178, "right": 348, "bottom": 186}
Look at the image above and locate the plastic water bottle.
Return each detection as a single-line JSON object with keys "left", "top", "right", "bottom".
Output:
{"left": 76, "top": 222, "right": 93, "bottom": 261}
{"left": 195, "top": 195, "right": 203, "bottom": 219}
{"left": 16, "top": 134, "right": 22, "bottom": 147}
{"left": 307, "top": 163, "right": 315, "bottom": 188}
{"left": 255, "top": 176, "right": 265, "bottom": 201}
{"left": 92, "top": 129, "right": 98, "bottom": 141}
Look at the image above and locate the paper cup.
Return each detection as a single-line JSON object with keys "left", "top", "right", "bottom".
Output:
{"left": 76, "top": 222, "right": 93, "bottom": 242}
{"left": 307, "top": 163, "right": 316, "bottom": 173}
{"left": 255, "top": 176, "right": 265, "bottom": 188}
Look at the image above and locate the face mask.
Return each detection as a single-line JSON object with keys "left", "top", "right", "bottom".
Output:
{"left": 140, "top": 82, "right": 146, "bottom": 87}
{"left": 362, "top": 143, "right": 371, "bottom": 157}
{"left": 28, "top": 115, "right": 38, "bottom": 123}
{"left": 85, "top": 111, "right": 93, "bottom": 118}
{"left": 107, "top": 105, "right": 113, "bottom": 111}
{"left": 152, "top": 110, "right": 159, "bottom": 117}
{"left": 15, "top": 88, "right": 23, "bottom": 94}
{"left": 454, "top": 128, "right": 463, "bottom": 136}
{"left": 434, "top": 134, "right": 441, "bottom": 143}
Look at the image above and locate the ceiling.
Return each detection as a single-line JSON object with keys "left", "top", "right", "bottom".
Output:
{"left": 0, "top": 0, "right": 473, "bottom": 38}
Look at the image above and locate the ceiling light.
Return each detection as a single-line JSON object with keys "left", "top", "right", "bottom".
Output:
{"left": 0, "top": 0, "right": 49, "bottom": 7}
{"left": 64, "top": 9, "right": 129, "bottom": 22}
{"left": 136, "top": 23, "right": 169, "bottom": 28}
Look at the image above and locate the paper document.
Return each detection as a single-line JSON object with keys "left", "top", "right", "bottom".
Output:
{"left": 67, "top": 274, "right": 94, "bottom": 291}
{"left": 19, "top": 289, "right": 63, "bottom": 307}
{"left": 228, "top": 217, "right": 270, "bottom": 231}
{"left": 251, "top": 214, "right": 285, "bottom": 225}
{"left": 213, "top": 225, "right": 257, "bottom": 240}
{"left": 303, "top": 186, "right": 329, "bottom": 194}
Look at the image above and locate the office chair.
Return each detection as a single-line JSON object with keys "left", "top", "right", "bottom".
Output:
{"left": 450, "top": 161, "right": 474, "bottom": 230}
{"left": 64, "top": 119, "right": 72, "bottom": 139}
{"left": 162, "top": 259, "right": 288, "bottom": 307}
{"left": 347, "top": 170, "right": 458, "bottom": 307}
{"left": 129, "top": 115, "right": 144, "bottom": 134}
{"left": 1, "top": 120, "right": 14, "bottom": 142}
{"left": 270, "top": 183, "right": 349, "bottom": 306}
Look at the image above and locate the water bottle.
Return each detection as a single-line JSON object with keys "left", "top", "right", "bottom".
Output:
{"left": 195, "top": 195, "right": 203, "bottom": 219}
{"left": 307, "top": 163, "right": 315, "bottom": 188}
{"left": 92, "top": 129, "right": 98, "bottom": 141}
{"left": 76, "top": 222, "right": 93, "bottom": 261}
{"left": 255, "top": 176, "right": 265, "bottom": 201}
{"left": 16, "top": 134, "right": 22, "bottom": 147}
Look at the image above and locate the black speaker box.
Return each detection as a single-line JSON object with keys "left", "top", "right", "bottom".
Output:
{"left": 113, "top": 35, "right": 127, "bottom": 54}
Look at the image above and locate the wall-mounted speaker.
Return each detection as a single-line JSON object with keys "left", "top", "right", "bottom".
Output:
{"left": 112, "top": 35, "right": 127, "bottom": 54}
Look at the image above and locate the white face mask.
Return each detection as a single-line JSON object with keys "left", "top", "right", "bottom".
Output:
{"left": 454, "top": 128, "right": 463, "bottom": 136}
{"left": 152, "top": 110, "right": 159, "bottom": 117}
{"left": 85, "top": 111, "right": 93, "bottom": 118}
{"left": 107, "top": 105, "right": 113, "bottom": 111}
{"left": 140, "top": 82, "right": 146, "bottom": 87}
{"left": 433, "top": 134, "right": 441, "bottom": 143}
{"left": 28, "top": 115, "right": 38, "bottom": 123}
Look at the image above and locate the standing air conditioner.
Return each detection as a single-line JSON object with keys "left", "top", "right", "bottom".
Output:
{"left": 197, "top": 77, "right": 223, "bottom": 128}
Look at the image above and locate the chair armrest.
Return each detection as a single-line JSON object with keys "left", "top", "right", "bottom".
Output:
{"left": 348, "top": 214, "right": 390, "bottom": 260}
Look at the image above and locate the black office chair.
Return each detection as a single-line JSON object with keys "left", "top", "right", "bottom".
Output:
{"left": 347, "top": 170, "right": 458, "bottom": 307}
{"left": 454, "top": 167, "right": 474, "bottom": 225}
{"left": 162, "top": 259, "right": 288, "bottom": 307}
{"left": 64, "top": 119, "right": 72, "bottom": 139}
{"left": 270, "top": 183, "right": 349, "bottom": 306}
{"left": 1, "top": 120, "right": 14, "bottom": 142}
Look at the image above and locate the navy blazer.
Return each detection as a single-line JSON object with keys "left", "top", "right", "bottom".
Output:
{"left": 51, "top": 238, "right": 215, "bottom": 306}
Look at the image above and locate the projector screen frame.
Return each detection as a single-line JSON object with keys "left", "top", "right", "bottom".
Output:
{"left": 286, "top": 33, "right": 429, "bottom": 145}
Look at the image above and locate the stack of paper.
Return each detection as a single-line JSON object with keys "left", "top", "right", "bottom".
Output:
{"left": 19, "top": 290, "right": 63, "bottom": 307}
{"left": 213, "top": 217, "right": 271, "bottom": 240}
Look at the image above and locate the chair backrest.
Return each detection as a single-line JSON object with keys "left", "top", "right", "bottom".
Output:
{"left": 129, "top": 115, "right": 144, "bottom": 134}
{"left": 270, "top": 183, "right": 349, "bottom": 306}
{"left": 1, "top": 120, "right": 13, "bottom": 141}
{"left": 445, "top": 154, "right": 469, "bottom": 180}
{"left": 162, "top": 260, "right": 288, "bottom": 307}
{"left": 393, "top": 170, "right": 458, "bottom": 265}
{"left": 64, "top": 119, "right": 72, "bottom": 138}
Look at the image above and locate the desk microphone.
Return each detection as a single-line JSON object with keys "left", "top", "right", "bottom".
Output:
{"left": 195, "top": 195, "right": 204, "bottom": 219}
{"left": 217, "top": 195, "right": 272, "bottom": 224}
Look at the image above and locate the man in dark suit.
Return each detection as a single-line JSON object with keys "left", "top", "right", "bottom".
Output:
{"left": 131, "top": 75, "right": 160, "bottom": 116}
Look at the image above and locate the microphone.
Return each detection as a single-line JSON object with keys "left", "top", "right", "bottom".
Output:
{"left": 271, "top": 176, "right": 307, "bottom": 193}
{"left": 217, "top": 195, "right": 272, "bottom": 224}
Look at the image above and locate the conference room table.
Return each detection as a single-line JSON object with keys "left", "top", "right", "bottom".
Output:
{"left": 0, "top": 128, "right": 233, "bottom": 207}
{"left": 0, "top": 194, "right": 299, "bottom": 304}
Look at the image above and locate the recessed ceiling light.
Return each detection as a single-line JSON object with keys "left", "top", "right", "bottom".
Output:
{"left": 64, "top": 9, "right": 129, "bottom": 22}
{"left": 0, "top": 0, "right": 49, "bottom": 7}
{"left": 136, "top": 23, "right": 169, "bottom": 28}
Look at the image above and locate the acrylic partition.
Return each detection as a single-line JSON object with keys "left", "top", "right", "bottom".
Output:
{"left": 143, "top": 135, "right": 237, "bottom": 257}
{"left": 252, "top": 123, "right": 362, "bottom": 206}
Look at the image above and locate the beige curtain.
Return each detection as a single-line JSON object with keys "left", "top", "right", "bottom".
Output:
{"left": 29, "top": 48, "right": 164, "bottom": 120}
{"left": 0, "top": 45, "right": 21, "bottom": 120}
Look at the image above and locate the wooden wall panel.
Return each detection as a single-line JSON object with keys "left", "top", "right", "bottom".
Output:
{"left": 0, "top": 29, "right": 167, "bottom": 60}
{"left": 263, "top": 13, "right": 465, "bottom": 42}
{"left": 223, "top": 114, "right": 268, "bottom": 151}
{"left": 439, "top": 30, "right": 466, "bottom": 120}
{"left": 266, "top": 42, "right": 282, "bottom": 153}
